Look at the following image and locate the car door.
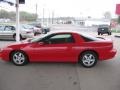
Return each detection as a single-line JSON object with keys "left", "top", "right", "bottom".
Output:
{"left": 30, "top": 33, "right": 76, "bottom": 62}
{"left": 2, "top": 26, "right": 15, "bottom": 39}
{"left": 0, "top": 26, "right": 5, "bottom": 39}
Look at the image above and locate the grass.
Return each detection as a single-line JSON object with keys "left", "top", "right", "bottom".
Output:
{"left": 111, "top": 29, "right": 120, "bottom": 33}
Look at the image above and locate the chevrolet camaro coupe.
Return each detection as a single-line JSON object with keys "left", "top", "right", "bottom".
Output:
{"left": 0, "top": 31, "right": 116, "bottom": 68}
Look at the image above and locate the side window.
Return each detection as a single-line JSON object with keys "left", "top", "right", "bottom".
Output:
{"left": 5, "top": 26, "right": 15, "bottom": 31}
{"left": 5, "top": 26, "right": 12, "bottom": 31}
{"left": 0, "top": 26, "right": 5, "bottom": 31}
{"left": 46, "top": 33, "right": 74, "bottom": 44}
{"left": 11, "top": 26, "right": 15, "bottom": 30}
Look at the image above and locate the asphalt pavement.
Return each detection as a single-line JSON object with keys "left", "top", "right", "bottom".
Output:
{"left": 0, "top": 26, "right": 120, "bottom": 90}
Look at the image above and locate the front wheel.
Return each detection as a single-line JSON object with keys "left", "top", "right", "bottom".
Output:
{"left": 10, "top": 51, "right": 29, "bottom": 66}
{"left": 79, "top": 51, "right": 98, "bottom": 68}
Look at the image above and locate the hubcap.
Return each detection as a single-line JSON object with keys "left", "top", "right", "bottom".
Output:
{"left": 12, "top": 52, "right": 25, "bottom": 65}
{"left": 82, "top": 54, "right": 95, "bottom": 66}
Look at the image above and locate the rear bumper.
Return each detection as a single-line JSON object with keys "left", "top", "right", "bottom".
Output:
{"left": 21, "top": 33, "right": 34, "bottom": 38}
{"left": 99, "top": 49, "right": 117, "bottom": 60}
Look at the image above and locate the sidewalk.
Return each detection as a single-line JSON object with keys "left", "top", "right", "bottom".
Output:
{"left": 114, "top": 33, "right": 120, "bottom": 37}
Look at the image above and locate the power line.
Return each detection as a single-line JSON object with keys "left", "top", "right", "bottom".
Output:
{"left": 0, "top": 0, "right": 14, "bottom": 6}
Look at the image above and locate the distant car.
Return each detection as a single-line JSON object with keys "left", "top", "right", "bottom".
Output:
{"left": 42, "top": 27, "right": 50, "bottom": 34}
{"left": 41, "top": 24, "right": 50, "bottom": 34}
{"left": 29, "top": 22, "right": 41, "bottom": 28}
{"left": 0, "top": 25, "right": 34, "bottom": 40}
{"left": 97, "top": 25, "right": 111, "bottom": 35}
{"left": 0, "top": 31, "right": 116, "bottom": 68}
{"left": 27, "top": 24, "right": 42, "bottom": 35}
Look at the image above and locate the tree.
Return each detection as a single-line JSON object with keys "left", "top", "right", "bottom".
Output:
{"left": 103, "top": 11, "right": 111, "bottom": 19}
{"left": 118, "top": 16, "right": 120, "bottom": 24}
{"left": 9, "top": 11, "right": 16, "bottom": 21}
{"left": 0, "top": 9, "right": 9, "bottom": 18}
{"left": 0, "top": 10, "right": 37, "bottom": 21}
{"left": 20, "top": 11, "right": 37, "bottom": 21}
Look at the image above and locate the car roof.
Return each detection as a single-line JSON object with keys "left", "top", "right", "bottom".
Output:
{"left": 98, "top": 24, "right": 109, "bottom": 27}
{"left": 48, "top": 30, "right": 82, "bottom": 34}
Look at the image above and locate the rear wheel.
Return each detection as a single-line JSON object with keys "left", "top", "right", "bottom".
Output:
{"left": 109, "top": 32, "right": 112, "bottom": 35}
{"left": 10, "top": 51, "right": 29, "bottom": 66}
{"left": 98, "top": 32, "right": 100, "bottom": 35}
{"left": 79, "top": 51, "right": 98, "bottom": 68}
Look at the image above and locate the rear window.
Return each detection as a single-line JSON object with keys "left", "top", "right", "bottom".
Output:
{"left": 80, "top": 33, "right": 103, "bottom": 42}
{"left": 80, "top": 35, "right": 95, "bottom": 42}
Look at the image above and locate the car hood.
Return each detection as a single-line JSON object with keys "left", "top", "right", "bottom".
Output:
{"left": 7, "top": 40, "right": 30, "bottom": 49}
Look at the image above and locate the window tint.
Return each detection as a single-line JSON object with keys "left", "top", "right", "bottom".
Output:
{"left": 50, "top": 34, "right": 71, "bottom": 39}
{"left": 11, "top": 26, "right": 15, "bottom": 30}
{"left": 5, "top": 26, "right": 15, "bottom": 31}
{"left": 45, "top": 34, "right": 74, "bottom": 44}
{"left": 80, "top": 35, "right": 95, "bottom": 42}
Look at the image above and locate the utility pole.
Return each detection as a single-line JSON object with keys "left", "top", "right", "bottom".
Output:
{"left": 35, "top": 3, "right": 37, "bottom": 21}
{"left": 42, "top": 8, "right": 44, "bottom": 25}
{"left": 52, "top": 11, "right": 54, "bottom": 24}
{"left": 16, "top": 0, "right": 20, "bottom": 42}
{"left": 49, "top": 12, "right": 51, "bottom": 25}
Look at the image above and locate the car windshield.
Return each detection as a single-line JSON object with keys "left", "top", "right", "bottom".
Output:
{"left": 30, "top": 33, "right": 51, "bottom": 42}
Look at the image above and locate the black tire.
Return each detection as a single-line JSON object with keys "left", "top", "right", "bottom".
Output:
{"left": 42, "top": 30, "right": 47, "bottom": 34}
{"left": 34, "top": 32, "right": 38, "bottom": 36}
{"left": 10, "top": 51, "right": 29, "bottom": 66}
{"left": 79, "top": 51, "right": 98, "bottom": 68}
{"left": 98, "top": 32, "right": 100, "bottom": 35}
{"left": 109, "top": 32, "right": 112, "bottom": 35}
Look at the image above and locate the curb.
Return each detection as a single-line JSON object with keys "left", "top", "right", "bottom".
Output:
{"left": 114, "top": 35, "right": 120, "bottom": 38}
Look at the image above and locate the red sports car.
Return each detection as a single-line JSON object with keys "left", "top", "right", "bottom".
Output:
{"left": 0, "top": 31, "right": 116, "bottom": 68}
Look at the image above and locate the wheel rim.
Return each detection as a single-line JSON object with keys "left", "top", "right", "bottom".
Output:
{"left": 82, "top": 54, "right": 95, "bottom": 66}
{"left": 12, "top": 52, "right": 25, "bottom": 65}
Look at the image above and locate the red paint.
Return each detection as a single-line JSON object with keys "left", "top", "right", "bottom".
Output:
{"left": 116, "top": 4, "right": 120, "bottom": 15}
{"left": 0, "top": 32, "right": 117, "bottom": 63}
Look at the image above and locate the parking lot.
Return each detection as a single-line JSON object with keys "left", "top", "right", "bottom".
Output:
{"left": 0, "top": 28, "right": 120, "bottom": 90}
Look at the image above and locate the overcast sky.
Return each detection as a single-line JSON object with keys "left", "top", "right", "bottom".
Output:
{"left": 0, "top": 0, "right": 119, "bottom": 18}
